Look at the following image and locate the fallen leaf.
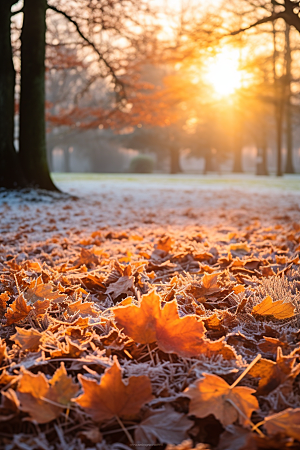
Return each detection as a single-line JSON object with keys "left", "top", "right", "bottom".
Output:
{"left": 75, "top": 358, "right": 153, "bottom": 422}
{"left": 202, "top": 272, "right": 221, "bottom": 290}
{"left": 251, "top": 296, "right": 295, "bottom": 320}
{"left": 184, "top": 373, "right": 258, "bottom": 427}
{"left": 67, "top": 299, "right": 99, "bottom": 318}
{"left": 5, "top": 295, "right": 32, "bottom": 325}
{"left": 17, "top": 363, "right": 78, "bottom": 423}
{"left": 216, "top": 425, "right": 258, "bottom": 450}
{"left": 114, "top": 291, "right": 160, "bottom": 344}
{"left": 230, "top": 243, "right": 250, "bottom": 253}
{"left": 106, "top": 275, "right": 135, "bottom": 300}
{"left": 248, "top": 348, "right": 297, "bottom": 396}
{"left": 264, "top": 408, "right": 300, "bottom": 441}
{"left": 156, "top": 236, "right": 174, "bottom": 252}
{"left": 135, "top": 405, "right": 192, "bottom": 445}
{"left": 11, "top": 327, "right": 42, "bottom": 351}
{"left": 114, "top": 290, "right": 206, "bottom": 358}
{"left": 78, "top": 428, "right": 103, "bottom": 444}
{"left": 0, "top": 340, "right": 8, "bottom": 365}
{"left": 25, "top": 277, "right": 66, "bottom": 303}
{"left": 0, "top": 292, "right": 9, "bottom": 317}
{"left": 156, "top": 300, "right": 206, "bottom": 357}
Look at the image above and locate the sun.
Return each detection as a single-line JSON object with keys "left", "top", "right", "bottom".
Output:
{"left": 206, "top": 48, "right": 242, "bottom": 97}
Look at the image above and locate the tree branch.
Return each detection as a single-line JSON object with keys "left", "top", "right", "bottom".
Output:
{"left": 230, "top": 12, "right": 284, "bottom": 36}
{"left": 48, "top": 4, "right": 126, "bottom": 102}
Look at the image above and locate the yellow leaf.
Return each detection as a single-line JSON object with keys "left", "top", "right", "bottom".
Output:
{"left": 251, "top": 296, "right": 295, "bottom": 320}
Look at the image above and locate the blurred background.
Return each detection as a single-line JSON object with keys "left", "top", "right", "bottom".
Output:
{"left": 12, "top": 0, "right": 300, "bottom": 176}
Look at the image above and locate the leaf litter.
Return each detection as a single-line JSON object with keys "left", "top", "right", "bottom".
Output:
{"left": 0, "top": 182, "right": 300, "bottom": 449}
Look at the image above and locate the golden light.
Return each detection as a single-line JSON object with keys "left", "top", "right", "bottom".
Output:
{"left": 206, "top": 48, "right": 242, "bottom": 97}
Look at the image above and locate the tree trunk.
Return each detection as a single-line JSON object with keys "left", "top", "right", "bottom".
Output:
{"left": 170, "top": 146, "right": 182, "bottom": 174}
{"left": 285, "top": 23, "right": 294, "bottom": 174}
{"left": 19, "top": 0, "right": 57, "bottom": 190}
{"left": 203, "top": 148, "right": 214, "bottom": 174}
{"left": 232, "top": 127, "right": 243, "bottom": 173}
{"left": 0, "top": 1, "right": 26, "bottom": 188}
{"left": 272, "top": 13, "right": 283, "bottom": 177}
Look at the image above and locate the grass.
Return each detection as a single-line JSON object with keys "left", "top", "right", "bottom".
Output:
{"left": 52, "top": 172, "right": 300, "bottom": 192}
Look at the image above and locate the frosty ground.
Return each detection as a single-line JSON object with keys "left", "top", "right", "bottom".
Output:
{"left": 1, "top": 174, "right": 300, "bottom": 450}
{"left": 1, "top": 174, "right": 300, "bottom": 238}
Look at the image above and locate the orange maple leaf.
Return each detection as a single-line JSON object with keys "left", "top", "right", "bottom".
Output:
{"left": 184, "top": 373, "right": 258, "bottom": 427}
{"left": 17, "top": 363, "right": 79, "bottom": 423}
{"left": 5, "top": 295, "right": 32, "bottom": 325}
{"left": 67, "top": 299, "right": 99, "bottom": 318}
{"left": 25, "top": 277, "right": 66, "bottom": 304}
{"left": 114, "top": 290, "right": 206, "bottom": 358}
{"left": 11, "top": 327, "right": 42, "bottom": 351}
{"left": 74, "top": 358, "right": 153, "bottom": 423}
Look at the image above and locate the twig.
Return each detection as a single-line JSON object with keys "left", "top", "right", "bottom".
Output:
{"left": 230, "top": 354, "right": 261, "bottom": 389}
{"left": 115, "top": 415, "right": 134, "bottom": 445}
{"left": 225, "top": 398, "right": 265, "bottom": 438}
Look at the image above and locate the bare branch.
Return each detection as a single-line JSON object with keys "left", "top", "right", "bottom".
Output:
{"left": 48, "top": 4, "right": 126, "bottom": 102}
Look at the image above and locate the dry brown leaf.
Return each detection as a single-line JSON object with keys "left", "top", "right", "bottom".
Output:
{"left": 156, "top": 236, "right": 174, "bottom": 253}
{"left": 67, "top": 299, "right": 99, "bottom": 317}
{"left": 216, "top": 426, "right": 258, "bottom": 450}
{"left": 0, "top": 339, "right": 8, "bottom": 365}
{"left": 258, "top": 336, "right": 290, "bottom": 356}
{"left": 248, "top": 348, "right": 296, "bottom": 396}
{"left": 5, "top": 295, "right": 32, "bottom": 325}
{"left": 25, "top": 277, "right": 66, "bottom": 303}
{"left": 0, "top": 370, "right": 18, "bottom": 387}
{"left": 33, "top": 299, "right": 50, "bottom": 316}
{"left": 75, "top": 358, "right": 153, "bottom": 422}
{"left": 202, "top": 272, "right": 221, "bottom": 290}
{"left": 184, "top": 373, "right": 258, "bottom": 427}
{"left": 199, "top": 338, "right": 237, "bottom": 360}
{"left": 134, "top": 405, "right": 192, "bottom": 445}
{"left": 78, "top": 428, "right": 103, "bottom": 444}
{"left": 106, "top": 275, "right": 134, "bottom": 300}
{"left": 17, "top": 363, "right": 78, "bottom": 423}
{"left": 0, "top": 389, "right": 20, "bottom": 422}
{"left": 264, "top": 408, "right": 300, "bottom": 440}
{"left": 0, "top": 292, "right": 9, "bottom": 317}
{"left": 251, "top": 296, "right": 295, "bottom": 320}
{"left": 230, "top": 243, "right": 250, "bottom": 253}
{"left": 11, "top": 327, "right": 42, "bottom": 351}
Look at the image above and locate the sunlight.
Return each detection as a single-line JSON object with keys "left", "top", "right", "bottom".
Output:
{"left": 206, "top": 48, "right": 242, "bottom": 97}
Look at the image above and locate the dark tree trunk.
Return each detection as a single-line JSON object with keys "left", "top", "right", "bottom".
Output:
{"left": 203, "top": 148, "right": 214, "bottom": 174}
{"left": 0, "top": 1, "right": 26, "bottom": 188}
{"left": 256, "top": 123, "right": 269, "bottom": 176}
{"left": 272, "top": 15, "right": 283, "bottom": 177}
{"left": 170, "top": 146, "right": 182, "bottom": 174}
{"left": 285, "top": 23, "right": 294, "bottom": 174}
{"left": 19, "top": 0, "right": 57, "bottom": 190}
{"left": 232, "top": 129, "right": 243, "bottom": 173}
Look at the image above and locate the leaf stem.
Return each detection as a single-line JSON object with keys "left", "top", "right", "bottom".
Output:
{"left": 115, "top": 415, "right": 134, "bottom": 445}
{"left": 230, "top": 354, "right": 261, "bottom": 389}
{"left": 225, "top": 398, "right": 265, "bottom": 438}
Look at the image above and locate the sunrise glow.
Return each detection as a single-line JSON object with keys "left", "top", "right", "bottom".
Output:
{"left": 206, "top": 48, "right": 243, "bottom": 97}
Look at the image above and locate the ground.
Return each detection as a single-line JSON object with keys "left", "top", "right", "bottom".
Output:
{"left": 0, "top": 174, "right": 300, "bottom": 450}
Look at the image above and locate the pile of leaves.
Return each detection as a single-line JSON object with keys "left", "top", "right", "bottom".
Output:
{"left": 1, "top": 210, "right": 300, "bottom": 450}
